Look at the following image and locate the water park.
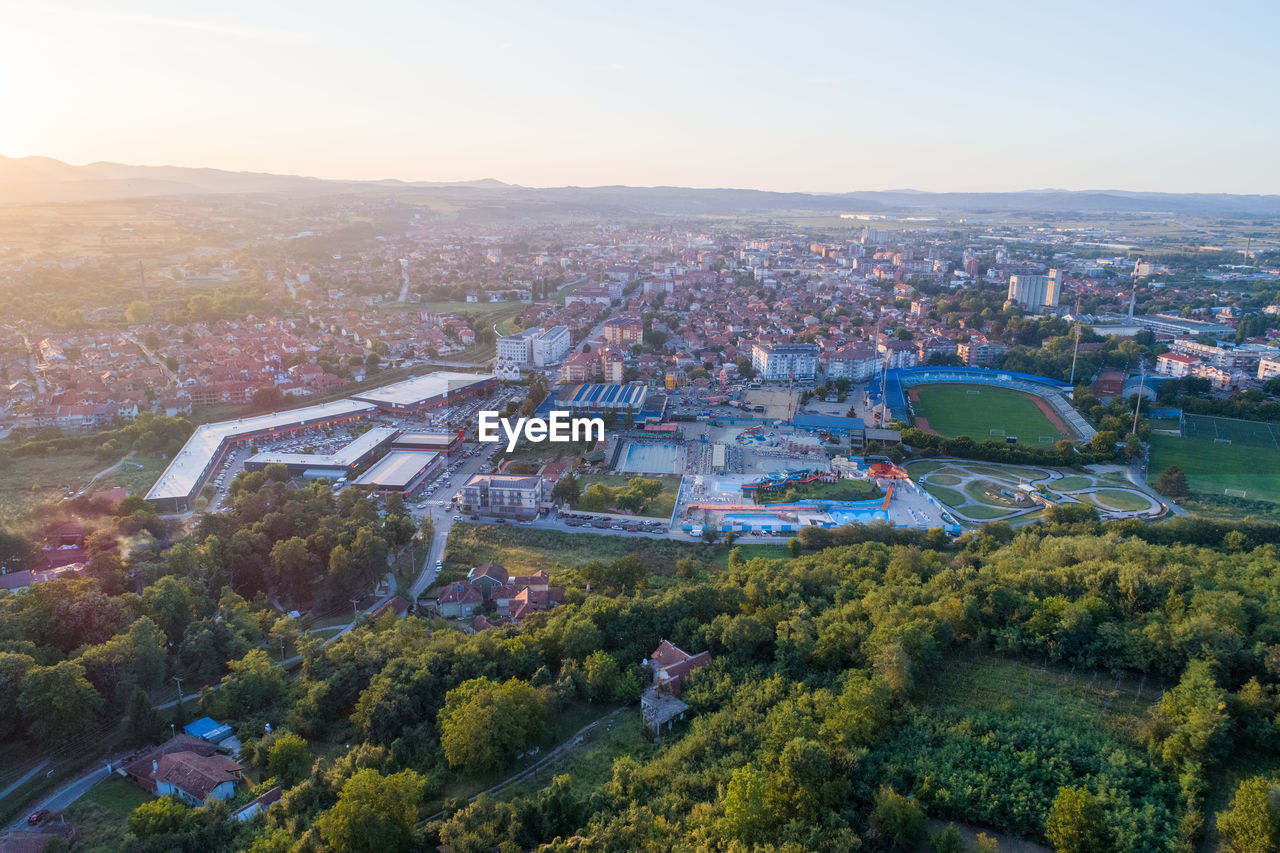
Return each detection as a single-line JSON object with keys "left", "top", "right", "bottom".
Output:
{"left": 674, "top": 457, "right": 944, "bottom": 535}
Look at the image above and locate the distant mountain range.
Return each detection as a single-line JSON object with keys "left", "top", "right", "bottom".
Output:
{"left": 3, "top": 154, "right": 1280, "bottom": 216}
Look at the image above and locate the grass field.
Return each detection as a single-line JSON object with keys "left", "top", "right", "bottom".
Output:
{"left": 911, "top": 384, "right": 1065, "bottom": 442}
{"left": 756, "top": 478, "right": 881, "bottom": 505}
{"left": 63, "top": 776, "right": 152, "bottom": 851}
{"left": 441, "top": 523, "right": 750, "bottom": 580}
{"left": 0, "top": 449, "right": 113, "bottom": 520}
{"left": 921, "top": 653, "right": 1156, "bottom": 742}
{"left": 1148, "top": 433, "right": 1280, "bottom": 504}
{"left": 1091, "top": 489, "right": 1154, "bottom": 512}
{"left": 1052, "top": 475, "right": 1093, "bottom": 491}
{"left": 574, "top": 474, "right": 681, "bottom": 519}
{"left": 922, "top": 483, "right": 967, "bottom": 508}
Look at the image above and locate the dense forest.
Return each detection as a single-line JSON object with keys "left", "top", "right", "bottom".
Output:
{"left": 5, "top": 469, "right": 1280, "bottom": 851}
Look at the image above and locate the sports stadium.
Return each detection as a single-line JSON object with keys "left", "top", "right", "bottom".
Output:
{"left": 866, "top": 367, "right": 1095, "bottom": 443}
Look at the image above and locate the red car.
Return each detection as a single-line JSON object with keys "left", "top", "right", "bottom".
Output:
{"left": 27, "top": 809, "right": 49, "bottom": 826}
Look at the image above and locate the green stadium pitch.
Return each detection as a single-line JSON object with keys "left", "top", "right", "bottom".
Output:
{"left": 1148, "top": 433, "right": 1280, "bottom": 505}
{"left": 908, "top": 384, "right": 1066, "bottom": 442}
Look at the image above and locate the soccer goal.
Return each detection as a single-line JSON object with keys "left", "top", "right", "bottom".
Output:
{"left": 989, "top": 428, "right": 1005, "bottom": 436}
{"left": 1214, "top": 438, "right": 1232, "bottom": 444}
{"left": 966, "top": 389, "right": 981, "bottom": 395}
{"left": 1225, "top": 488, "right": 1248, "bottom": 498}
{"left": 1038, "top": 436, "right": 1055, "bottom": 443}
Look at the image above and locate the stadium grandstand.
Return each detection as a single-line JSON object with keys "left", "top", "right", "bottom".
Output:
{"left": 865, "top": 367, "right": 1096, "bottom": 440}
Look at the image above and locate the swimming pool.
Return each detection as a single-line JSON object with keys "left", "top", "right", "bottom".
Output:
{"left": 621, "top": 442, "right": 682, "bottom": 475}
{"left": 827, "top": 508, "right": 889, "bottom": 525}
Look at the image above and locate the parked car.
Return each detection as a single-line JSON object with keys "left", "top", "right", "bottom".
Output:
{"left": 27, "top": 810, "right": 49, "bottom": 826}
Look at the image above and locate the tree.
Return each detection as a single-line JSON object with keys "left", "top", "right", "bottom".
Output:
{"left": 314, "top": 768, "right": 425, "bottom": 853}
{"left": 1045, "top": 786, "right": 1107, "bottom": 853}
{"left": 1216, "top": 776, "right": 1279, "bottom": 853}
{"left": 1154, "top": 465, "right": 1189, "bottom": 499}
{"left": 129, "top": 795, "right": 194, "bottom": 838}
{"left": 214, "top": 649, "right": 291, "bottom": 718}
{"left": 125, "top": 301, "right": 154, "bottom": 325}
{"left": 872, "top": 786, "right": 925, "bottom": 850}
{"left": 719, "top": 764, "right": 771, "bottom": 844}
{"left": 439, "top": 677, "right": 548, "bottom": 772}
{"left": 126, "top": 686, "right": 161, "bottom": 746}
{"left": 701, "top": 527, "right": 721, "bottom": 544}
{"left": 251, "top": 386, "right": 285, "bottom": 412}
{"left": 931, "top": 824, "right": 965, "bottom": 853}
{"left": 263, "top": 462, "right": 290, "bottom": 483}
{"left": 552, "top": 476, "right": 580, "bottom": 505}
{"left": 18, "top": 661, "right": 103, "bottom": 745}
{"left": 267, "top": 731, "right": 313, "bottom": 786}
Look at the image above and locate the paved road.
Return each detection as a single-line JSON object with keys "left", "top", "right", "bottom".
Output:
{"left": 3, "top": 759, "right": 122, "bottom": 831}
{"left": 0, "top": 762, "right": 48, "bottom": 804}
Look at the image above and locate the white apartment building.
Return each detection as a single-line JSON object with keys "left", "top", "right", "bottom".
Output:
{"left": 497, "top": 326, "right": 571, "bottom": 366}
{"left": 827, "top": 343, "right": 879, "bottom": 381}
{"left": 1006, "top": 269, "right": 1063, "bottom": 312}
{"left": 751, "top": 342, "right": 819, "bottom": 380}
{"left": 459, "top": 473, "right": 544, "bottom": 517}
{"left": 531, "top": 325, "right": 570, "bottom": 367}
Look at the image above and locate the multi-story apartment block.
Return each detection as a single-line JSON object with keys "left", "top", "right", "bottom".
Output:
{"left": 604, "top": 317, "right": 643, "bottom": 345}
{"left": 956, "top": 337, "right": 1008, "bottom": 366}
{"left": 750, "top": 342, "right": 819, "bottom": 380}
{"left": 1005, "top": 269, "right": 1063, "bottom": 312}
{"left": 826, "top": 343, "right": 879, "bottom": 381}
{"left": 531, "top": 325, "right": 570, "bottom": 366}
{"left": 459, "top": 474, "right": 543, "bottom": 518}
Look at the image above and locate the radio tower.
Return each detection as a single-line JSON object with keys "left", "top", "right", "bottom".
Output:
{"left": 138, "top": 261, "right": 149, "bottom": 303}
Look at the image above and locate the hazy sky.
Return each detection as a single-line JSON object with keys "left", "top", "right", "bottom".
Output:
{"left": 2, "top": 0, "right": 1278, "bottom": 193}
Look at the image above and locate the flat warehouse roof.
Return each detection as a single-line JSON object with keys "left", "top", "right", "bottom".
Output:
{"left": 246, "top": 426, "right": 398, "bottom": 469}
{"left": 353, "top": 451, "right": 439, "bottom": 489}
{"left": 565, "top": 383, "right": 647, "bottom": 409}
{"left": 351, "top": 371, "right": 494, "bottom": 408}
{"left": 146, "top": 399, "right": 379, "bottom": 502}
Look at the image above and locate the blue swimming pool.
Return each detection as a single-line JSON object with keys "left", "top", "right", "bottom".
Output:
{"left": 622, "top": 442, "right": 682, "bottom": 474}
{"left": 827, "top": 508, "right": 890, "bottom": 525}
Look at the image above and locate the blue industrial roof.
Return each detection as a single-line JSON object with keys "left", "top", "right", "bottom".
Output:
{"left": 184, "top": 716, "right": 233, "bottom": 742}
{"left": 791, "top": 413, "right": 865, "bottom": 431}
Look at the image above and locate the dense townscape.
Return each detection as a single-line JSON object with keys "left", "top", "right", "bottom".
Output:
{"left": 0, "top": 177, "right": 1279, "bottom": 853}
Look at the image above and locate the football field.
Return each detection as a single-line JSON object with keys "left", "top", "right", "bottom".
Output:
{"left": 1148, "top": 433, "right": 1280, "bottom": 504}
{"left": 909, "top": 384, "right": 1067, "bottom": 443}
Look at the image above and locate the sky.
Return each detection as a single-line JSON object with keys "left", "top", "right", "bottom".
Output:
{"left": 2, "top": 0, "right": 1278, "bottom": 194}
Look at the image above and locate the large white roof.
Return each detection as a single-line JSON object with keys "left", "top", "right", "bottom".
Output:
{"left": 245, "top": 426, "right": 398, "bottom": 470}
{"left": 352, "top": 451, "right": 438, "bottom": 488}
{"left": 146, "top": 399, "right": 378, "bottom": 502}
{"left": 351, "top": 371, "right": 493, "bottom": 407}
